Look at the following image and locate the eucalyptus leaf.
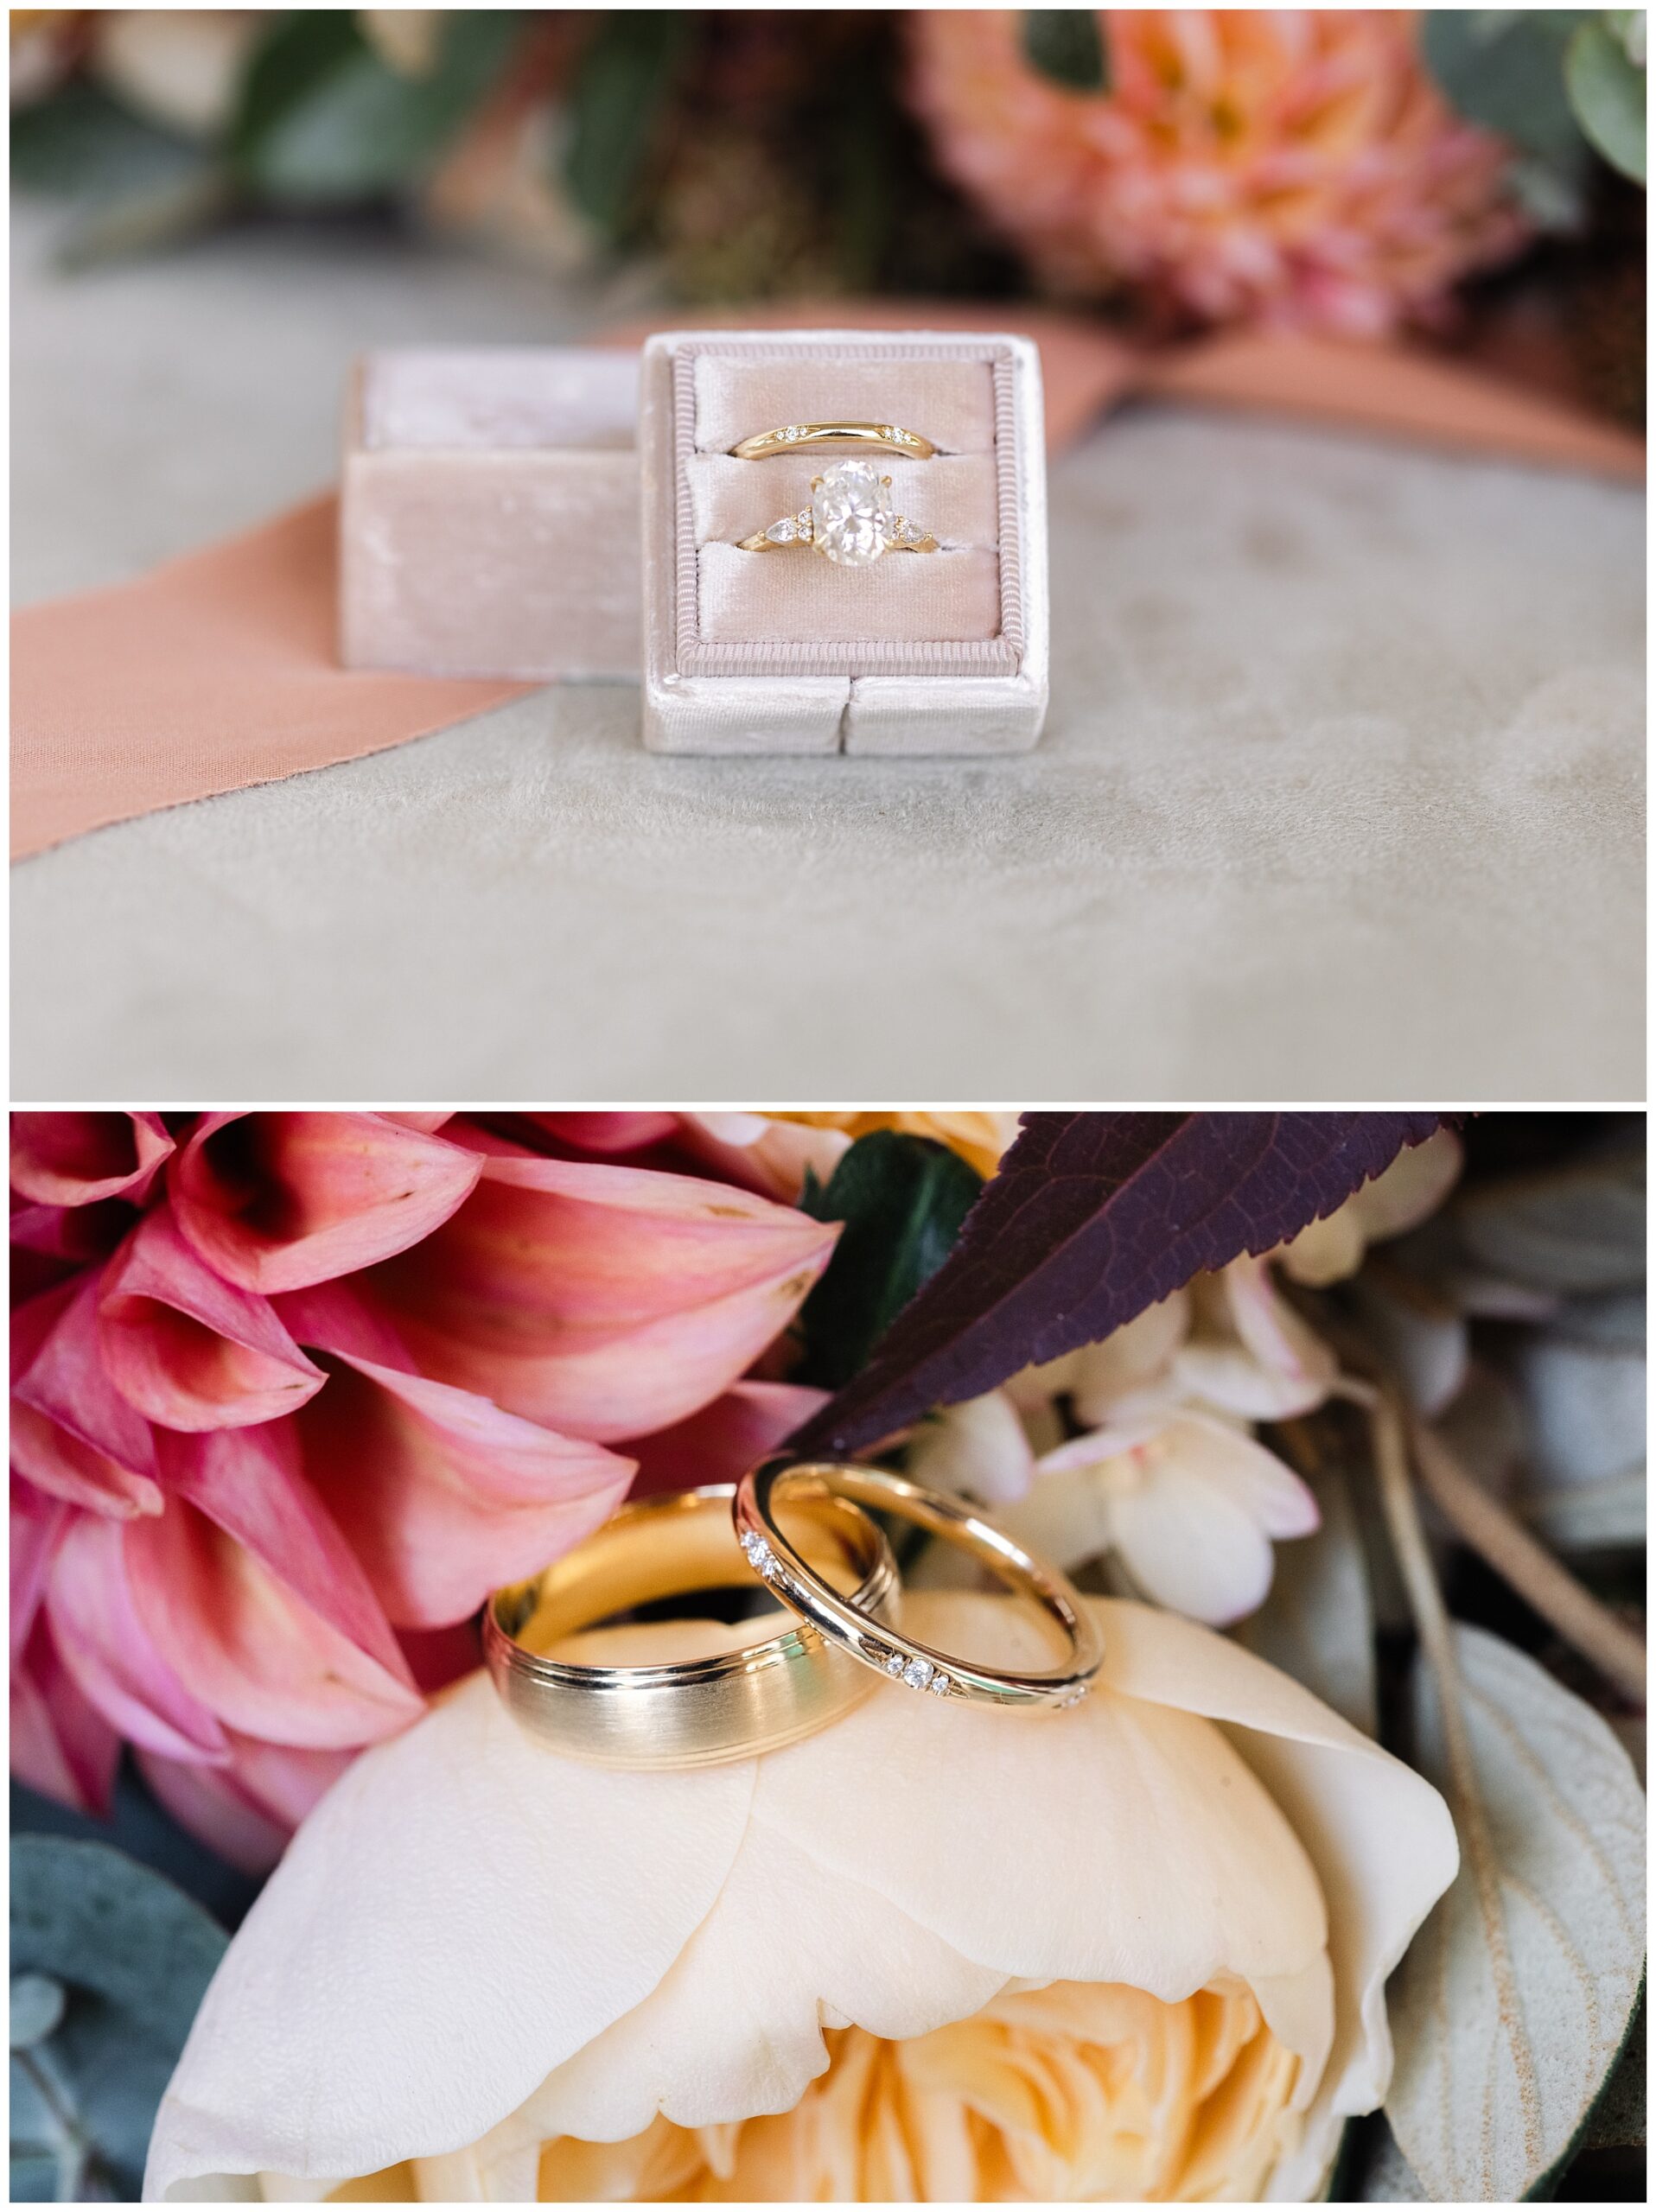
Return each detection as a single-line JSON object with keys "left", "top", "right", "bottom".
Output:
{"left": 1510, "top": 1332, "right": 1645, "bottom": 1490}
{"left": 230, "top": 10, "right": 519, "bottom": 202}
{"left": 1565, "top": 16, "right": 1647, "bottom": 179}
{"left": 10, "top": 1975, "right": 67, "bottom": 2052}
{"left": 1234, "top": 1461, "right": 1378, "bottom": 1737}
{"left": 1385, "top": 1624, "right": 1646, "bottom": 2202}
{"left": 1451, "top": 1151, "right": 1645, "bottom": 1296}
{"left": 10, "top": 1837, "right": 228, "bottom": 2202}
{"left": 1421, "top": 10, "right": 1587, "bottom": 158}
{"left": 1021, "top": 11, "right": 1111, "bottom": 92}
{"left": 795, "top": 1133, "right": 984, "bottom": 1391}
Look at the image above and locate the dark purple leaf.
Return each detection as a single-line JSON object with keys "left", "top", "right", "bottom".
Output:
{"left": 787, "top": 1110, "right": 1454, "bottom": 1459}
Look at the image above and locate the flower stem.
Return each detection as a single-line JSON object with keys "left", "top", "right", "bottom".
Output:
{"left": 1407, "top": 1414, "right": 1646, "bottom": 1706}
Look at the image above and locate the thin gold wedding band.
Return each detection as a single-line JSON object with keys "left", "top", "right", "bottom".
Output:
{"left": 730, "top": 422, "right": 937, "bottom": 461}
{"left": 484, "top": 1484, "right": 900, "bottom": 1770}
{"left": 735, "top": 1459, "right": 1102, "bottom": 1710}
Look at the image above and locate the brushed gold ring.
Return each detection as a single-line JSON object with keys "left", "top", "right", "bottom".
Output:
{"left": 483, "top": 1484, "right": 900, "bottom": 1769}
{"left": 730, "top": 421, "right": 936, "bottom": 461}
{"left": 734, "top": 1459, "right": 1103, "bottom": 1710}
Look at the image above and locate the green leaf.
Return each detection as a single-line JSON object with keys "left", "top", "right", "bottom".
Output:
{"left": 1022, "top": 10, "right": 1110, "bottom": 91}
{"left": 1452, "top": 1146, "right": 1646, "bottom": 1294}
{"left": 563, "top": 11, "right": 695, "bottom": 236}
{"left": 230, "top": 10, "right": 519, "bottom": 203}
{"left": 10, "top": 1837, "right": 228, "bottom": 2202}
{"left": 1384, "top": 1625, "right": 1646, "bottom": 2202}
{"left": 1422, "top": 10, "right": 1587, "bottom": 158}
{"left": 1565, "top": 17, "right": 1646, "bottom": 180}
{"left": 795, "top": 1133, "right": 983, "bottom": 1392}
{"left": 10, "top": 82, "right": 204, "bottom": 198}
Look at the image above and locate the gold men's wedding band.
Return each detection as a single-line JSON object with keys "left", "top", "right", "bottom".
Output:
{"left": 484, "top": 1484, "right": 900, "bottom": 1770}
{"left": 734, "top": 1459, "right": 1103, "bottom": 1709}
{"left": 729, "top": 421, "right": 937, "bottom": 461}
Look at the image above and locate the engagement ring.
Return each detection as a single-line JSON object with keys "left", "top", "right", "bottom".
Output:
{"left": 737, "top": 460, "right": 939, "bottom": 568}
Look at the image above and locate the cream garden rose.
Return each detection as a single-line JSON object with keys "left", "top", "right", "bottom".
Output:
{"left": 144, "top": 1593, "right": 1455, "bottom": 2203}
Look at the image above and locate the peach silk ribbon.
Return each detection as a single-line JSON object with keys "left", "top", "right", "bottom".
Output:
{"left": 12, "top": 308, "right": 1642, "bottom": 860}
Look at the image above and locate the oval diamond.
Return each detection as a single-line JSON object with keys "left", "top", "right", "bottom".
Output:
{"left": 812, "top": 459, "right": 893, "bottom": 568}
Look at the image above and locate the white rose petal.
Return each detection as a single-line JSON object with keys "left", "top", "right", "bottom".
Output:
{"left": 145, "top": 1595, "right": 1455, "bottom": 2206}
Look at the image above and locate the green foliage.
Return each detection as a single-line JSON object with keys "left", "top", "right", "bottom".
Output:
{"left": 11, "top": 83, "right": 200, "bottom": 196}
{"left": 10, "top": 1837, "right": 227, "bottom": 2202}
{"left": 562, "top": 11, "right": 696, "bottom": 237}
{"left": 795, "top": 1133, "right": 984, "bottom": 1391}
{"left": 1021, "top": 11, "right": 1111, "bottom": 92}
{"left": 1423, "top": 10, "right": 1646, "bottom": 221}
{"left": 1566, "top": 16, "right": 1647, "bottom": 180}
{"left": 229, "top": 10, "right": 520, "bottom": 203}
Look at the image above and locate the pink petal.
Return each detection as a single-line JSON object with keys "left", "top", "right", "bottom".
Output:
{"left": 397, "top": 1618, "right": 483, "bottom": 1694}
{"left": 10, "top": 1402, "right": 164, "bottom": 1519}
{"left": 13, "top": 1274, "right": 160, "bottom": 1486}
{"left": 379, "top": 1112, "right": 455, "bottom": 1134}
{"left": 137, "top": 1734, "right": 354, "bottom": 1874}
{"left": 273, "top": 1278, "right": 417, "bottom": 1370}
{"left": 10, "top": 1619, "right": 120, "bottom": 1815}
{"left": 10, "top": 1198, "right": 133, "bottom": 1264}
{"left": 384, "top": 1147, "right": 839, "bottom": 1332}
{"left": 124, "top": 1493, "right": 424, "bottom": 1750}
{"left": 626, "top": 1379, "right": 828, "bottom": 1497}
{"left": 97, "top": 1209, "right": 326, "bottom": 1432}
{"left": 370, "top": 1151, "right": 838, "bottom": 1440}
{"left": 136, "top": 1746, "right": 289, "bottom": 1876}
{"left": 10, "top": 1110, "right": 173, "bottom": 1206}
{"left": 10, "top": 1477, "right": 66, "bottom": 1662}
{"left": 395, "top": 1262, "right": 834, "bottom": 1444}
{"left": 294, "top": 1351, "right": 634, "bottom": 1627}
{"left": 45, "top": 1513, "right": 231, "bottom": 1762}
{"left": 161, "top": 1422, "right": 414, "bottom": 1682}
{"left": 169, "top": 1112, "right": 482, "bottom": 1293}
{"left": 519, "top": 1112, "right": 680, "bottom": 1154}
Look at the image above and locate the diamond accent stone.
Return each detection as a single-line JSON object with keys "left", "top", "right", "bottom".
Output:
{"left": 928, "top": 1671, "right": 952, "bottom": 1696}
{"left": 812, "top": 459, "right": 893, "bottom": 568}
{"left": 902, "top": 1657, "right": 933, "bottom": 1691}
{"left": 765, "top": 518, "right": 796, "bottom": 543}
{"left": 795, "top": 509, "right": 812, "bottom": 538}
{"left": 884, "top": 1651, "right": 907, "bottom": 1678}
{"left": 1053, "top": 1683, "right": 1091, "bottom": 1710}
{"left": 740, "top": 1529, "right": 779, "bottom": 1578}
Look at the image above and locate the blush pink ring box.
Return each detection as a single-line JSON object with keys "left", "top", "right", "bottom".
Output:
{"left": 640, "top": 328, "right": 1049, "bottom": 754}
{"left": 341, "top": 347, "right": 640, "bottom": 681}
{"left": 339, "top": 332, "right": 1048, "bottom": 755}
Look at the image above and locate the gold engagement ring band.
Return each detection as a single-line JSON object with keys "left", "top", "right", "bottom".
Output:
{"left": 730, "top": 421, "right": 936, "bottom": 461}
{"left": 484, "top": 1484, "right": 900, "bottom": 1770}
{"left": 739, "top": 461, "right": 939, "bottom": 567}
{"left": 734, "top": 1459, "right": 1104, "bottom": 1710}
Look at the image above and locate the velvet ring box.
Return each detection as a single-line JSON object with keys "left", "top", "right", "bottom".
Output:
{"left": 640, "top": 328, "right": 1048, "bottom": 755}
{"left": 340, "top": 346, "right": 641, "bottom": 681}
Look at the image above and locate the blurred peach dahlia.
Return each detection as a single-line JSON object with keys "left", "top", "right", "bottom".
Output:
{"left": 907, "top": 10, "right": 1528, "bottom": 335}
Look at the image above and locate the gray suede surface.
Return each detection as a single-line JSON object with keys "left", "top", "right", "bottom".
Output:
{"left": 11, "top": 209, "right": 1643, "bottom": 1101}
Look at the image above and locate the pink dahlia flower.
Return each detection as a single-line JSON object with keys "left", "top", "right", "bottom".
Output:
{"left": 907, "top": 10, "right": 1528, "bottom": 335}
{"left": 10, "top": 1112, "right": 837, "bottom": 1870}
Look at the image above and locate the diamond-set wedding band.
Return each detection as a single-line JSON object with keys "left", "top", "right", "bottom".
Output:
{"left": 729, "top": 421, "right": 936, "bottom": 461}
{"left": 733, "top": 1458, "right": 1104, "bottom": 1711}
